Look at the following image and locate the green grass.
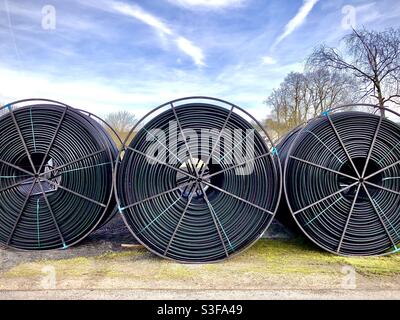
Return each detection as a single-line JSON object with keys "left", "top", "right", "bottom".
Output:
{"left": 4, "top": 238, "right": 400, "bottom": 280}
{"left": 249, "top": 238, "right": 400, "bottom": 276}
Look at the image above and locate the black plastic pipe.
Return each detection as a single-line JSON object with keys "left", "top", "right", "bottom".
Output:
{"left": 0, "top": 99, "right": 117, "bottom": 250}
{"left": 115, "top": 97, "right": 281, "bottom": 263}
{"left": 280, "top": 105, "right": 400, "bottom": 256}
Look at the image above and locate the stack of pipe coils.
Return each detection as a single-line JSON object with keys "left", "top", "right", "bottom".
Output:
{"left": 279, "top": 104, "right": 400, "bottom": 256}
{"left": 115, "top": 97, "right": 282, "bottom": 263}
{"left": 0, "top": 99, "right": 117, "bottom": 250}
{"left": 2, "top": 96, "right": 398, "bottom": 260}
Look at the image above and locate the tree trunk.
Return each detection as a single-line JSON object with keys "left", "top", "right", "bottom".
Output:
{"left": 376, "top": 82, "right": 385, "bottom": 117}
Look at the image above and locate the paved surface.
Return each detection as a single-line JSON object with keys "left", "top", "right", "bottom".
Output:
{"left": 1, "top": 289, "right": 399, "bottom": 300}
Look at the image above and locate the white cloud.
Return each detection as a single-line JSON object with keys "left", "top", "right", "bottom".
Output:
{"left": 103, "top": 1, "right": 205, "bottom": 66}
{"left": 0, "top": 67, "right": 153, "bottom": 118}
{"left": 176, "top": 37, "right": 205, "bottom": 66}
{"left": 111, "top": 1, "right": 173, "bottom": 36}
{"left": 167, "top": 0, "right": 245, "bottom": 9}
{"left": 262, "top": 56, "right": 277, "bottom": 65}
{"left": 274, "top": 0, "right": 319, "bottom": 47}
{"left": 0, "top": 64, "right": 216, "bottom": 119}
{"left": 0, "top": 58, "right": 301, "bottom": 121}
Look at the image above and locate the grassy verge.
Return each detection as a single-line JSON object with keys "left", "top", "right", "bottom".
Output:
{"left": 4, "top": 238, "right": 400, "bottom": 281}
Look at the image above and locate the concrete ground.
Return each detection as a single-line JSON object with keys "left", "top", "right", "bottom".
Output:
{"left": 1, "top": 216, "right": 399, "bottom": 300}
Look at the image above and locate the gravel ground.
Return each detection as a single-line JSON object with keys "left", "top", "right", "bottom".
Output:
{"left": 0, "top": 215, "right": 133, "bottom": 270}
{"left": 1, "top": 289, "right": 400, "bottom": 300}
{"left": 1, "top": 215, "right": 399, "bottom": 300}
{"left": 0, "top": 215, "right": 293, "bottom": 271}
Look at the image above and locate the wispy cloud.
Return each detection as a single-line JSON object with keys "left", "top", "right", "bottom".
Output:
{"left": 2, "top": 0, "right": 398, "bottom": 122}
{"left": 273, "top": 0, "right": 319, "bottom": 48}
{"left": 352, "top": 2, "right": 382, "bottom": 26}
{"left": 104, "top": 1, "right": 206, "bottom": 66}
{"left": 166, "top": 0, "right": 245, "bottom": 9}
{"left": 0, "top": 0, "right": 114, "bottom": 39}
{"left": 176, "top": 37, "right": 205, "bottom": 66}
{"left": 111, "top": 1, "right": 173, "bottom": 36}
{"left": 0, "top": 57, "right": 302, "bottom": 120}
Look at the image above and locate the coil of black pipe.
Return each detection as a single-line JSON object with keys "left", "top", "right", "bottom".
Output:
{"left": 115, "top": 97, "right": 281, "bottom": 263}
{"left": 74, "top": 108, "right": 121, "bottom": 229}
{"left": 0, "top": 99, "right": 116, "bottom": 250}
{"left": 274, "top": 125, "right": 304, "bottom": 232}
{"left": 282, "top": 105, "right": 400, "bottom": 256}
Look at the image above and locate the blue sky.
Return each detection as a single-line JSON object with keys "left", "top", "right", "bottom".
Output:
{"left": 0, "top": 0, "right": 399, "bottom": 119}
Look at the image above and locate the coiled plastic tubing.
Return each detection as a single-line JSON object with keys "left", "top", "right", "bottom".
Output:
{"left": 281, "top": 104, "right": 400, "bottom": 256}
{"left": 115, "top": 97, "right": 282, "bottom": 263}
{"left": 0, "top": 99, "right": 117, "bottom": 250}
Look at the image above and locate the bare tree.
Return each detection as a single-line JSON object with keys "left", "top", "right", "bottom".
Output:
{"left": 265, "top": 69, "right": 355, "bottom": 139}
{"left": 308, "top": 28, "right": 400, "bottom": 113}
{"left": 265, "top": 72, "right": 307, "bottom": 137}
{"left": 105, "top": 111, "right": 137, "bottom": 133}
{"left": 306, "top": 69, "right": 356, "bottom": 117}
{"left": 105, "top": 111, "right": 137, "bottom": 147}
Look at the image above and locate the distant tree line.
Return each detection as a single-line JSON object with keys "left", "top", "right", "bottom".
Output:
{"left": 265, "top": 27, "right": 400, "bottom": 140}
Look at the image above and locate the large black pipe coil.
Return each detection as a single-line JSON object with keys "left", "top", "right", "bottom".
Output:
{"left": 115, "top": 97, "right": 281, "bottom": 263}
{"left": 281, "top": 105, "right": 400, "bottom": 256}
{"left": 0, "top": 99, "right": 117, "bottom": 250}
{"left": 74, "top": 108, "right": 121, "bottom": 229}
{"left": 274, "top": 125, "right": 304, "bottom": 232}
